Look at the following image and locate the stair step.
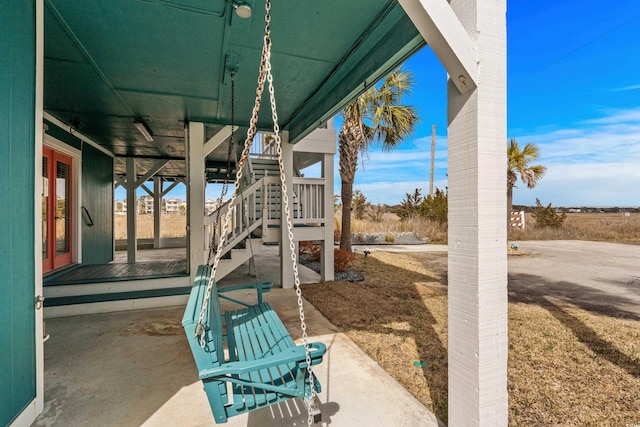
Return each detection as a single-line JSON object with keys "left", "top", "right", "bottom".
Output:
{"left": 44, "top": 286, "right": 192, "bottom": 307}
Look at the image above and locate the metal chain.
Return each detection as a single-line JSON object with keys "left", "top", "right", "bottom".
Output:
{"left": 197, "top": 2, "right": 316, "bottom": 424}
{"left": 262, "top": 5, "right": 316, "bottom": 426}
{"left": 195, "top": 1, "right": 270, "bottom": 341}
{"left": 208, "top": 73, "right": 237, "bottom": 265}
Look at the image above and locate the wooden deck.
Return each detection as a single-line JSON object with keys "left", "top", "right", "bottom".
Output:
{"left": 44, "top": 260, "right": 188, "bottom": 286}
{"left": 45, "top": 248, "right": 188, "bottom": 286}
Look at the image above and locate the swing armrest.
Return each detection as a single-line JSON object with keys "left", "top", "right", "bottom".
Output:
{"left": 198, "top": 342, "right": 326, "bottom": 380}
{"left": 218, "top": 282, "right": 273, "bottom": 305}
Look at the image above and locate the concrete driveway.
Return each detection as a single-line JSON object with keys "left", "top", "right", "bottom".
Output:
{"left": 357, "top": 241, "right": 640, "bottom": 319}
{"left": 508, "top": 240, "right": 640, "bottom": 319}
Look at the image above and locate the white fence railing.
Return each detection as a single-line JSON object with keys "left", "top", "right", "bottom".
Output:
{"left": 292, "top": 177, "right": 325, "bottom": 224}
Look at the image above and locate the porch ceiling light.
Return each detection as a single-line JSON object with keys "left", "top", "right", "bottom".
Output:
{"left": 233, "top": 2, "right": 251, "bottom": 19}
{"left": 134, "top": 120, "right": 154, "bottom": 142}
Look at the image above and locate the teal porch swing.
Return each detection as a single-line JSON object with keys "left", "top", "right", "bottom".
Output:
{"left": 182, "top": 1, "right": 326, "bottom": 424}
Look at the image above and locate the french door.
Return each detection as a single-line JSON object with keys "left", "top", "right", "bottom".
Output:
{"left": 42, "top": 146, "right": 73, "bottom": 273}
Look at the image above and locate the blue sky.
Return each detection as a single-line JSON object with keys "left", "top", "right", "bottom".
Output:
{"left": 349, "top": 0, "right": 640, "bottom": 207}
{"left": 117, "top": 1, "right": 640, "bottom": 207}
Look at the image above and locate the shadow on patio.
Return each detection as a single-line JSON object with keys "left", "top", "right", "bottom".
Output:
{"left": 36, "top": 248, "right": 441, "bottom": 426}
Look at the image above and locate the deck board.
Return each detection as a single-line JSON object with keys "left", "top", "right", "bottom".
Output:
{"left": 44, "top": 259, "right": 188, "bottom": 286}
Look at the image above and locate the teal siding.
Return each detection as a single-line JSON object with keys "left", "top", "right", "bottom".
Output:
{"left": 0, "top": 1, "right": 37, "bottom": 425}
{"left": 82, "top": 144, "right": 114, "bottom": 264}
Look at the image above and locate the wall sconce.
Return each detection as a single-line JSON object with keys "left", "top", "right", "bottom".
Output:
{"left": 134, "top": 120, "right": 154, "bottom": 142}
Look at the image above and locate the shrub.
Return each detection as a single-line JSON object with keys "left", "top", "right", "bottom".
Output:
{"left": 397, "top": 188, "right": 423, "bottom": 220}
{"left": 352, "top": 190, "right": 369, "bottom": 220}
{"left": 419, "top": 188, "right": 448, "bottom": 225}
{"left": 397, "top": 187, "right": 448, "bottom": 225}
{"left": 334, "top": 248, "right": 356, "bottom": 272}
{"left": 299, "top": 241, "right": 321, "bottom": 261}
{"left": 384, "top": 234, "right": 395, "bottom": 243}
{"left": 367, "top": 204, "right": 386, "bottom": 222}
{"left": 531, "top": 198, "right": 566, "bottom": 228}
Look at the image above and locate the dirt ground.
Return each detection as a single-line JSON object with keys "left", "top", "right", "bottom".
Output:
{"left": 302, "top": 244, "right": 640, "bottom": 425}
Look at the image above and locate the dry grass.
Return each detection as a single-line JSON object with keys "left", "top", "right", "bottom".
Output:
{"left": 508, "top": 302, "right": 640, "bottom": 425}
{"left": 338, "top": 213, "right": 448, "bottom": 244}
{"left": 114, "top": 214, "right": 186, "bottom": 240}
{"left": 340, "top": 212, "right": 640, "bottom": 244}
{"left": 302, "top": 251, "right": 640, "bottom": 425}
{"left": 509, "top": 212, "right": 640, "bottom": 243}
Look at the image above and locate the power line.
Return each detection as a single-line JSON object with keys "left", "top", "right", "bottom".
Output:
{"left": 519, "top": 11, "right": 640, "bottom": 81}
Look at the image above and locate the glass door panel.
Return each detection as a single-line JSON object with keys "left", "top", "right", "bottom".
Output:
{"left": 42, "top": 148, "right": 52, "bottom": 272}
{"left": 42, "top": 147, "right": 73, "bottom": 273}
{"left": 55, "top": 161, "right": 70, "bottom": 256}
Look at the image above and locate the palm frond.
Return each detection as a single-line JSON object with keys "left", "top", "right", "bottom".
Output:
{"left": 507, "top": 138, "right": 546, "bottom": 189}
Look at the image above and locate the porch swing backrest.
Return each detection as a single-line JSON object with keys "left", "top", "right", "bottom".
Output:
{"left": 181, "top": 265, "right": 326, "bottom": 424}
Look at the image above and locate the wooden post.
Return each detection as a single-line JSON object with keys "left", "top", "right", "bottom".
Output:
{"left": 153, "top": 176, "right": 161, "bottom": 249}
{"left": 125, "top": 157, "right": 137, "bottom": 263}
{"left": 430, "top": 124, "right": 436, "bottom": 197}
{"left": 400, "top": 0, "right": 508, "bottom": 424}
{"left": 280, "top": 131, "right": 295, "bottom": 289}
{"left": 321, "top": 152, "right": 335, "bottom": 281}
{"left": 187, "top": 122, "right": 206, "bottom": 280}
{"left": 446, "top": 0, "right": 508, "bottom": 424}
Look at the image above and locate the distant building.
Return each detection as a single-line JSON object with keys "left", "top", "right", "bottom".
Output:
{"left": 140, "top": 195, "right": 153, "bottom": 214}
{"left": 165, "top": 198, "right": 181, "bottom": 214}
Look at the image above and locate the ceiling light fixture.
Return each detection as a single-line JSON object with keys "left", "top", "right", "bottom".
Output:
{"left": 134, "top": 120, "right": 154, "bottom": 142}
{"left": 234, "top": 2, "right": 252, "bottom": 19}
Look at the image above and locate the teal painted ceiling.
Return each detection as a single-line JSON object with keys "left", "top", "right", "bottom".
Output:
{"left": 44, "top": 0, "right": 425, "bottom": 177}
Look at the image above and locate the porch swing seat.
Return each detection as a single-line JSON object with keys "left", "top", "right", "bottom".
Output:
{"left": 182, "top": 265, "right": 327, "bottom": 424}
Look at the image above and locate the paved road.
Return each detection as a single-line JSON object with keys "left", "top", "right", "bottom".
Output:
{"left": 508, "top": 240, "right": 640, "bottom": 318}
{"left": 357, "top": 241, "right": 640, "bottom": 319}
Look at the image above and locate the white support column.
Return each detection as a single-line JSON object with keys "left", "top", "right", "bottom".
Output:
{"left": 125, "top": 157, "right": 137, "bottom": 263}
{"left": 153, "top": 176, "right": 161, "bottom": 249}
{"left": 448, "top": 1, "right": 507, "bottom": 425}
{"left": 401, "top": 0, "right": 507, "bottom": 424}
{"left": 187, "top": 122, "right": 206, "bottom": 280}
{"left": 321, "top": 152, "right": 334, "bottom": 281}
{"left": 280, "top": 131, "right": 295, "bottom": 289}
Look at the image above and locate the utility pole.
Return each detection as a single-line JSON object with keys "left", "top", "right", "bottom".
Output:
{"left": 429, "top": 124, "right": 436, "bottom": 197}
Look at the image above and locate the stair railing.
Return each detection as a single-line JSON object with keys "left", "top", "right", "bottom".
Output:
{"left": 204, "top": 176, "right": 265, "bottom": 261}
{"left": 292, "top": 177, "right": 325, "bottom": 225}
{"left": 203, "top": 155, "right": 327, "bottom": 263}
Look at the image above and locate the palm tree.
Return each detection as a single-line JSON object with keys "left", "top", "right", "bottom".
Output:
{"left": 339, "top": 69, "right": 419, "bottom": 252}
{"left": 507, "top": 138, "right": 547, "bottom": 218}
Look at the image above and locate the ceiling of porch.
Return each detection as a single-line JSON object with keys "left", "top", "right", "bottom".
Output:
{"left": 43, "top": 0, "right": 425, "bottom": 178}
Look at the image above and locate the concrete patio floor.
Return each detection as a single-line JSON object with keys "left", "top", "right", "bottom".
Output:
{"left": 35, "top": 246, "right": 441, "bottom": 426}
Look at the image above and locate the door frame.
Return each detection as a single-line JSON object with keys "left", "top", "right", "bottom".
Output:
{"left": 42, "top": 146, "right": 73, "bottom": 272}
{"left": 43, "top": 134, "right": 82, "bottom": 271}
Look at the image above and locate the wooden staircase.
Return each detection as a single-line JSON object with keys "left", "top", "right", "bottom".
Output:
{"left": 204, "top": 157, "right": 281, "bottom": 281}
